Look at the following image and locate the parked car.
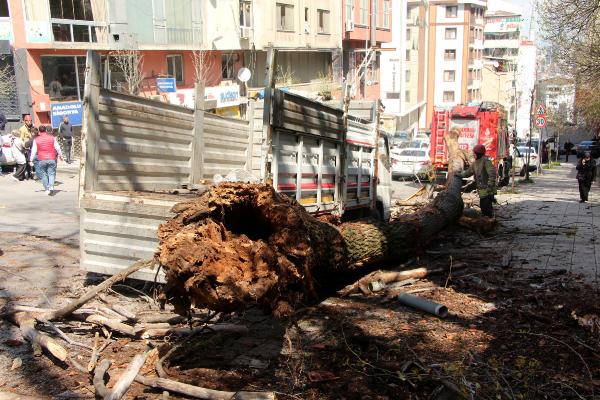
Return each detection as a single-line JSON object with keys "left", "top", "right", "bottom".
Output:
{"left": 514, "top": 146, "right": 538, "bottom": 175}
{"left": 391, "top": 131, "right": 410, "bottom": 148}
{"left": 408, "top": 140, "right": 430, "bottom": 150}
{"left": 391, "top": 148, "right": 431, "bottom": 180}
{"left": 576, "top": 140, "right": 600, "bottom": 158}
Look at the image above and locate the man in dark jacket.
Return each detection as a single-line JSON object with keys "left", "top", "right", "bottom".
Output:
{"left": 58, "top": 116, "right": 73, "bottom": 163}
{"left": 564, "top": 140, "right": 574, "bottom": 162}
{"left": 0, "top": 112, "right": 6, "bottom": 132}
{"left": 460, "top": 144, "right": 497, "bottom": 217}
{"left": 576, "top": 151, "right": 596, "bottom": 203}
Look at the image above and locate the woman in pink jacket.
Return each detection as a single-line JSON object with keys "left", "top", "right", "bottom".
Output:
{"left": 30, "top": 125, "right": 63, "bottom": 195}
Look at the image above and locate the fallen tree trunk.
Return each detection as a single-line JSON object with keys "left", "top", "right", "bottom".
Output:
{"left": 157, "top": 130, "right": 465, "bottom": 316}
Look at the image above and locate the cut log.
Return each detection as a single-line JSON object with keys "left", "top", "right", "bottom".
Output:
{"left": 134, "top": 375, "right": 275, "bottom": 400}
{"left": 106, "top": 352, "right": 149, "bottom": 400}
{"left": 85, "top": 315, "right": 136, "bottom": 337}
{"left": 157, "top": 130, "right": 465, "bottom": 316}
{"left": 10, "top": 312, "right": 68, "bottom": 362}
{"left": 342, "top": 262, "right": 468, "bottom": 296}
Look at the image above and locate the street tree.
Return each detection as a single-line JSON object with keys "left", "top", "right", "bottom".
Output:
{"left": 0, "top": 56, "right": 16, "bottom": 101}
{"left": 190, "top": 49, "right": 216, "bottom": 85}
{"left": 110, "top": 50, "right": 145, "bottom": 96}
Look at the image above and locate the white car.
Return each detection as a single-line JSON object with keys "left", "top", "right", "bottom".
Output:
{"left": 391, "top": 148, "right": 431, "bottom": 179}
{"left": 514, "top": 146, "right": 538, "bottom": 175}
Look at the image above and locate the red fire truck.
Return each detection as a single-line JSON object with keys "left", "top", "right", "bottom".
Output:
{"left": 430, "top": 102, "right": 510, "bottom": 184}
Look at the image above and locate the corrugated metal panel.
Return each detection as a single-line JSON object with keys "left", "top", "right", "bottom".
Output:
{"left": 201, "top": 113, "right": 251, "bottom": 181}
{"left": 96, "top": 90, "right": 194, "bottom": 191}
{"left": 80, "top": 193, "right": 181, "bottom": 282}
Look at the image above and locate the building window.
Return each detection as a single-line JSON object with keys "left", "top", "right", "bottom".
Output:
{"left": 444, "top": 49, "right": 456, "bottom": 61}
{"left": 444, "top": 70, "right": 455, "bottom": 82}
{"left": 41, "top": 56, "right": 87, "bottom": 101}
{"left": 240, "top": 1, "right": 252, "bottom": 28}
{"left": 446, "top": 6, "right": 458, "bottom": 18}
{"left": 374, "top": 0, "right": 378, "bottom": 26}
{"left": 405, "top": 90, "right": 410, "bottom": 102}
{"left": 406, "top": 28, "right": 411, "bottom": 41}
{"left": 405, "top": 70, "right": 411, "bottom": 82}
{"left": 383, "top": 0, "right": 390, "bottom": 28}
{"left": 49, "top": 0, "right": 104, "bottom": 42}
{"left": 221, "top": 53, "right": 238, "bottom": 80}
{"left": 445, "top": 28, "right": 457, "bottom": 40}
{"left": 406, "top": 49, "right": 411, "bottom": 61}
{"left": 318, "top": 9, "right": 330, "bottom": 34}
{"left": 345, "top": 0, "right": 354, "bottom": 22}
{"left": 360, "top": 0, "right": 368, "bottom": 25}
{"left": 167, "top": 55, "right": 183, "bottom": 84}
{"left": 443, "top": 91, "right": 455, "bottom": 102}
{"left": 0, "top": 0, "right": 9, "bottom": 17}
{"left": 276, "top": 3, "right": 294, "bottom": 31}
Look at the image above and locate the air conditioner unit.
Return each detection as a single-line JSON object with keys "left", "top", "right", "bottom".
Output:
{"left": 304, "top": 22, "right": 310, "bottom": 34}
{"left": 240, "top": 26, "right": 251, "bottom": 39}
{"left": 345, "top": 20, "right": 354, "bottom": 32}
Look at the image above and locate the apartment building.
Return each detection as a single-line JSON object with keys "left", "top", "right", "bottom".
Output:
{"left": 481, "top": 7, "right": 522, "bottom": 129}
{"left": 342, "top": 0, "right": 392, "bottom": 100}
{"left": 5, "top": 0, "right": 340, "bottom": 124}
{"left": 380, "top": 0, "right": 428, "bottom": 135}
{"left": 515, "top": 39, "right": 536, "bottom": 138}
{"left": 426, "top": 0, "right": 486, "bottom": 126}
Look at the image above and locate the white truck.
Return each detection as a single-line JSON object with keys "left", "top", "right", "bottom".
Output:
{"left": 79, "top": 51, "right": 392, "bottom": 281}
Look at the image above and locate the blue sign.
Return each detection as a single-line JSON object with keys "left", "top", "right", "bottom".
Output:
{"left": 157, "top": 78, "right": 177, "bottom": 93}
{"left": 50, "top": 101, "right": 83, "bottom": 129}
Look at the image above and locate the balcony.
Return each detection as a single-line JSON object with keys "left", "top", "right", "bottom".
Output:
{"left": 484, "top": 39, "right": 520, "bottom": 49}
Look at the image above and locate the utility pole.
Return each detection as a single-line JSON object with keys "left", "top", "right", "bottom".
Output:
{"left": 525, "top": 85, "right": 535, "bottom": 181}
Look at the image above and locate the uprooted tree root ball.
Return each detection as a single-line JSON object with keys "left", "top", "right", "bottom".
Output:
{"left": 157, "top": 131, "right": 465, "bottom": 317}
{"left": 157, "top": 183, "right": 347, "bottom": 317}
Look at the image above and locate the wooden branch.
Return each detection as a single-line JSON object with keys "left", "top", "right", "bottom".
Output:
{"left": 136, "top": 313, "right": 186, "bottom": 324}
{"left": 106, "top": 352, "right": 149, "bottom": 400}
{"left": 140, "top": 323, "right": 248, "bottom": 339}
{"left": 44, "top": 258, "right": 154, "bottom": 321}
{"left": 93, "top": 359, "right": 112, "bottom": 399}
{"left": 39, "top": 319, "right": 93, "bottom": 350}
{"left": 339, "top": 263, "right": 467, "bottom": 296}
{"left": 135, "top": 375, "right": 276, "bottom": 400}
{"left": 88, "top": 332, "right": 100, "bottom": 372}
{"left": 86, "top": 315, "right": 136, "bottom": 337}
{"left": 11, "top": 312, "right": 67, "bottom": 362}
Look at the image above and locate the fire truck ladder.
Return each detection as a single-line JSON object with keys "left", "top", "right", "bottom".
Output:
{"left": 434, "top": 110, "right": 449, "bottom": 165}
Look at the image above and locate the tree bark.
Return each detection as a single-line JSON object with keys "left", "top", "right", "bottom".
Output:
{"left": 157, "top": 130, "right": 465, "bottom": 316}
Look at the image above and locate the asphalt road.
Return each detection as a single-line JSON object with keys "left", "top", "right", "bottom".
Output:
{"left": 0, "top": 162, "right": 80, "bottom": 239}
{"left": 391, "top": 178, "right": 424, "bottom": 200}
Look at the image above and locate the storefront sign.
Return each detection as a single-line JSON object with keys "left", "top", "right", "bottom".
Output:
{"left": 157, "top": 77, "right": 177, "bottom": 93}
{"left": 484, "top": 17, "right": 521, "bottom": 32}
{"left": 167, "top": 85, "right": 241, "bottom": 110}
{"left": 50, "top": 101, "right": 83, "bottom": 129}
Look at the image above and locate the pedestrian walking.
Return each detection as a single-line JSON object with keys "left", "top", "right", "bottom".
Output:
{"left": 8, "top": 130, "right": 26, "bottom": 181}
{"left": 30, "top": 125, "right": 63, "bottom": 195}
{"left": 58, "top": 116, "right": 73, "bottom": 163}
{"left": 19, "top": 114, "right": 34, "bottom": 179}
{"left": 564, "top": 140, "right": 574, "bottom": 162}
{"left": 576, "top": 151, "right": 596, "bottom": 203}
{"left": 0, "top": 111, "right": 6, "bottom": 132}
{"left": 458, "top": 144, "right": 497, "bottom": 218}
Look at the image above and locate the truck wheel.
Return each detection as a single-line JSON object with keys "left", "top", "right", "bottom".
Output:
{"left": 519, "top": 167, "right": 526, "bottom": 177}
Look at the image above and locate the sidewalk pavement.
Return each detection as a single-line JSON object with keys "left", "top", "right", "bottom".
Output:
{"left": 497, "top": 159, "right": 600, "bottom": 286}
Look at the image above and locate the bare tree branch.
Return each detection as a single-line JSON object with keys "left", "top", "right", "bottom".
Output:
{"left": 110, "top": 50, "right": 145, "bottom": 96}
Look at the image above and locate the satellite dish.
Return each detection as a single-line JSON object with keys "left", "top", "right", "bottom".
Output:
{"left": 237, "top": 67, "right": 252, "bottom": 83}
